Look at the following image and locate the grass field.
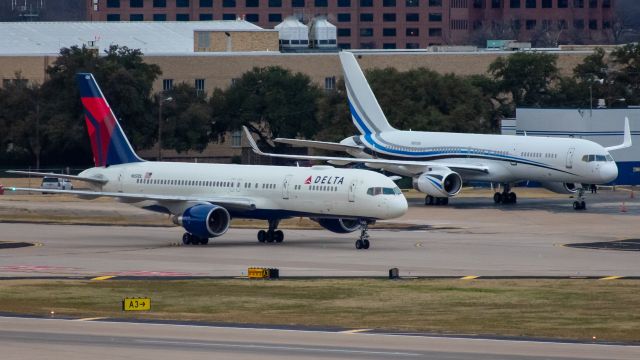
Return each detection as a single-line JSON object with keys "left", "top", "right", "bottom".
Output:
{"left": 0, "top": 279, "right": 638, "bottom": 343}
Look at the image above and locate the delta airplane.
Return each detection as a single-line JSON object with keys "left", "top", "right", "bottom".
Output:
{"left": 4, "top": 73, "right": 407, "bottom": 250}
{"left": 253, "top": 51, "right": 632, "bottom": 211}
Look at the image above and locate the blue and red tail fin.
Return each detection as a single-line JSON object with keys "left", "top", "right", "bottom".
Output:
{"left": 76, "top": 73, "right": 143, "bottom": 167}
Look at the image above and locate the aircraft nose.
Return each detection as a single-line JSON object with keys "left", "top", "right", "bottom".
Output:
{"left": 600, "top": 162, "right": 618, "bottom": 183}
{"left": 387, "top": 195, "right": 408, "bottom": 219}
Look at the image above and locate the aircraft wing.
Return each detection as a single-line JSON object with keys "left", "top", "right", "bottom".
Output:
{"left": 4, "top": 187, "right": 257, "bottom": 211}
{"left": 244, "top": 127, "right": 488, "bottom": 174}
{"left": 6, "top": 170, "right": 108, "bottom": 185}
{"left": 274, "top": 138, "right": 363, "bottom": 152}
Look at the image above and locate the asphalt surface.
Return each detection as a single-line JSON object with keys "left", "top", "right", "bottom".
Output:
{"left": 0, "top": 189, "right": 638, "bottom": 277}
{"left": 1, "top": 316, "right": 638, "bottom": 360}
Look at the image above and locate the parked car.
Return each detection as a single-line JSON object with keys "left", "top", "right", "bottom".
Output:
{"left": 40, "top": 177, "right": 73, "bottom": 193}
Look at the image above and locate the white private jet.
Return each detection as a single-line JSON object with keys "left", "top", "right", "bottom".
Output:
{"left": 3, "top": 73, "right": 407, "bottom": 250}
{"left": 252, "top": 51, "right": 632, "bottom": 211}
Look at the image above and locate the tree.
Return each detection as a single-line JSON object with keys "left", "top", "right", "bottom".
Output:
{"left": 488, "top": 52, "right": 559, "bottom": 108}
{"left": 609, "top": 43, "right": 640, "bottom": 105}
{"left": 210, "top": 66, "right": 321, "bottom": 150}
{"left": 314, "top": 78, "right": 356, "bottom": 141}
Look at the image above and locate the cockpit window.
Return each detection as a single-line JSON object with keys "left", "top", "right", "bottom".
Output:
{"left": 582, "top": 154, "right": 614, "bottom": 162}
{"left": 367, "top": 186, "right": 402, "bottom": 196}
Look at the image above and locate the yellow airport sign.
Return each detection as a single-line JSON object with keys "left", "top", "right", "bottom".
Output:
{"left": 122, "top": 297, "right": 151, "bottom": 311}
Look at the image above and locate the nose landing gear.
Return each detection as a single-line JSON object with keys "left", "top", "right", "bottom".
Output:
{"left": 258, "top": 219, "right": 284, "bottom": 244}
{"left": 573, "top": 187, "right": 587, "bottom": 210}
{"left": 355, "top": 220, "right": 371, "bottom": 250}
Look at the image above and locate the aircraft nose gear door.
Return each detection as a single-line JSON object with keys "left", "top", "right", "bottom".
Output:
{"left": 348, "top": 180, "right": 356, "bottom": 202}
{"left": 282, "top": 175, "right": 292, "bottom": 199}
{"left": 565, "top": 147, "right": 575, "bottom": 169}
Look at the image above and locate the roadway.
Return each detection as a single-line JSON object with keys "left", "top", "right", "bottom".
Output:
{"left": 1, "top": 316, "right": 638, "bottom": 360}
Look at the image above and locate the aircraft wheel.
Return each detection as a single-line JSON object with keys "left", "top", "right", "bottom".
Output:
{"left": 510, "top": 192, "right": 517, "bottom": 203}
{"left": 257, "top": 230, "right": 266, "bottom": 243}
{"left": 425, "top": 195, "right": 434, "bottom": 205}
{"left": 573, "top": 201, "right": 580, "bottom": 210}
{"left": 363, "top": 239, "right": 370, "bottom": 249}
{"left": 266, "top": 231, "right": 275, "bottom": 243}
{"left": 581, "top": 201, "right": 586, "bottom": 210}
{"left": 274, "top": 230, "right": 284, "bottom": 243}
{"left": 182, "top": 233, "right": 192, "bottom": 245}
{"left": 200, "top": 237, "right": 209, "bottom": 245}
{"left": 442, "top": 197, "right": 449, "bottom": 206}
{"left": 355, "top": 239, "right": 363, "bottom": 249}
{"left": 493, "top": 193, "right": 502, "bottom": 204}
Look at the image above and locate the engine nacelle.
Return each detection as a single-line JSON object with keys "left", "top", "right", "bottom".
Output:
{"left": 412, "top": 170, "right": 463, "bottom": 197}
{"left": 173, "top": 204, "right": 230, "bottom": 238}
{"left": 539, "top": 182, "right": 580, "bottom": 194}
{"left": 315, "top": 218, "right": 361, "bottom": 234}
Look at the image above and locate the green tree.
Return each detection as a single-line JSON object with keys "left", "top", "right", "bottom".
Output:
{"left": 488, "top": 52, "right": 559, "bottom": 108}
{"left": 314, "top": 78, "right": 356, "bottom": 141}
{"left": 210, "top": 66, "right": 321, "bottom": 149}
{"left": 609, "top": 43, "right": 640, "bottom": 105}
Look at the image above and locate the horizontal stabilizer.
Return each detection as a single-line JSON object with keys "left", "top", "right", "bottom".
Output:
{"left": 274, "top": 138, "right": 363, "bottom": 152}
{"left": 605, "top": 117, "right": 632, "bottom": 152}
{"left": 5, "top": 170, "right": 108, "bottom": 185}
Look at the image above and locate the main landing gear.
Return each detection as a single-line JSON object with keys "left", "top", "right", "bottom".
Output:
{"left": 573, "top": 187, "right": 587, "bottom": 210}
{"left": 257, "top": 219, "right": 284, "bottom": 244}
{"left": 182, "top": 232, "right": 209, "bottom": 245}
{"left": 355, "top": 220, "right": 371, "bottom": 250}
{"left": 425, "top": 195, "right": 449, "bottom": 206}
{"left": 494, "top": 184, "right": 517, "bottom": 205}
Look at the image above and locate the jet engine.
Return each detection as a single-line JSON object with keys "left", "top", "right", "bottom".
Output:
{"left": 172, "top": 204, "right": 230, "bottom": 238}
{"left": 315, "top": 218, "right": 361, "bottom": 233}
{"left": 539, "top": 182, "right": 580, "bottom": 194}
{"left": 412, "top": 170, "right": 463, "bottom": 197}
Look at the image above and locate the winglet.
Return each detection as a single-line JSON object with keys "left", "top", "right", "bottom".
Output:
{"left": 242, "top": 126, "right": 266, "bottom": 155}
{"left": 606, "top": 117, "right": 632, "bottom": 152}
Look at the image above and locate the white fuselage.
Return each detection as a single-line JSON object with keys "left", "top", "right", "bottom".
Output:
{"left": 345, "top": 130, "right": 618, "bottom": 184}
{"left": 79, "top": 162, "right": 407, "bottom": 220}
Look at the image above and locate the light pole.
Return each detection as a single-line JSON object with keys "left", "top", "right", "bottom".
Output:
{"left": 157, "top": 95, "right": 173, "bottom": 161}
{"left": 589, "top": 78, "right": 604, "bottom": 117}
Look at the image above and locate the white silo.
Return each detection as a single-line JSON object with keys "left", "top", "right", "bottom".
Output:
{"left": 309, "top": 17, "right": 337, "bottom": 49}
{"left": 274, "top": 16, "right": 309, "bottom": 50}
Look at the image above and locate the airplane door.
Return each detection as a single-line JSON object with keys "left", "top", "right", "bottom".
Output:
{"left": 282, "top": 175, "right": 293, "bottom": 199}
{"left": 348, "top": 180, "right": 356, "bottom": 202}
{"left": 117, "top": 169, "right": 125, "bottom": 192}
{"left": 565, "top": 147, "right": 575, "bottom": 169}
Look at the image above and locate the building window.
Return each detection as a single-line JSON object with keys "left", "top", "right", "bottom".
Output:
{"left": 603, "top": 20, "right": 610, "bottom": 29}
{"left": 589, "top": 19, "right": 597, "bottom": 30}
{"left": 337, "top": 0, "right": 351, "bottom": 6}
{"left": 526, "top": 19, "right": 536, "bottom": 30}
{"left": 222, "top": 13, "right": 236, "bottom": 19}
{"left": 223, "top": 0, "right": 236, "bottom": 6}
{"left": 573, "top": 0, "right": 584, "bottom": 7}
{"left": 406, "top": 43, "right": 420, "bottom": 49}
{"left": 268, "top": 13, "right": 282, "bottom": 21}
{"left": 383, "top": 43, "right": 396, "bottom": 49}
{"left": 383, "top": 28, "right": 396, "bottom": 36}
{"left": 602, "top": 0, "right": 610, "bottom": 8}
{"left": 428, "top": 0, "right": 441, "bottom": 5}
{"left": 428, "top": 28, "right": 442, "bottom": 36}
{"left": 525, "top": 0, "right": 535, "bottom": 8}
{"left": 107, "top": 0, "right": 120, "bottom": 7}
{"left": 337, "top": 13, "right": 351, "bottom": 22}
{"left": 163, "top": 79, "right": 173, "bottom": 91}
{"left": 130, "top": 0, "right": 143, "bottom": 6}
{"left": 360, "top": 28, "right": 373, "bottom": 36}
{"left": 130, "top": 14, "right": 144, "bottom": 21}
{"left": 558, "top": 19, "right": 567, "bottom": 29}
{"left": 360, "top": 13, "right": 373, "bottom": 21}
{"left": 324, "top": 76, "right": 336, "bottom": 91}
{"left": 154, "top": 14, "right": 167, "bottom": 21}
{"left": 246, "top": 0, "right": 259, "bottom": 6}
{"left": 589, "top": 0, "right": 597, "bottom": 7}
{"left": 383, "top": 13, "right": 396, "bottom": 21}
{"left": 176, "top": 13, "right": 190, "bottom": 21}
{"left": 315, "top": 0, "right": 328, "bottom": 5}
{"left": 360, "top": 0, "right": 373, "bottom": 6}
{"left": 154, "top": 0, "right": 167, "bottom": 7}
{"left": 177, "top": 0, "right": 190, "bottom": 6}
{"left": 292, "top": 0, "right": 304, "bottom": 6}
{"left": 491, "top": 0, "right": 501, "bottom": 7}
{"left": 574, "top": 19, "right": 584, "bottom": 29}
{"left": 558, "top": 0, "right": 568, "bottom": 7}
{"left": 245, "top": 13, "right": 259, "bottom": 21}
{"left": 106, "top": 14, "right": 120, "bottom": 21}
{"left": 406, "top": 28, "right": 419, "bottom": 36}
{"left": 231, "top": 131, "right": 242, "bottom": 147}
{"left": 197, "top": 31, "right": 210, "bottom": 47}
{"left": 338, "top": 43, "right": 351, "bottom": 49}
{"left": 473, "top": 0, "right": 483, "bottom": 8}
{"left": 200, "top": 0, "right": 213, "bottom": 6}
{"left": 269, "top": 0, "right": 282, "bottom": 5}
{"left": 383, "top": 0, "right": 396, "bottom": 5}
{"left": 195, "top": 79, "right": 205, "bottom": 95}
{"left": 541, "top": 0, "right": 551, "bottom": 7}
{"left": 406, "top": 0, "right": 418, "bottom": 6}
{"left": 429, "top": 13, "right": 442, "bottom": 21}
{"left": 199, "top": 13, "right": 213, "bottom": 20}
{"left": 337, "top": 28, "right": 351, "bottom": 36}
{"left": 406, "top": 13, "right": 419, "bottom": 21}
{"left": 510, "top": 0, "right": 520, "bottom": 8}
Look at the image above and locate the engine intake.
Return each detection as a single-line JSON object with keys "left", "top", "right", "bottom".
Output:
{"left": 539, "top": 182, "right": 579, "bottom": 194}
{"left": 413, "top": 170, "right": 463, "bottom": 197}
{"left": 315, "top": 218, "right": 361, "bottom": 233}
{"left": 173, "top": 204, "right": 230, "bottom": 238}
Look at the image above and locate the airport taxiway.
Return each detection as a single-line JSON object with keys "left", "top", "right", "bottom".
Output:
{"left": 1, "top": 316, "right": 638, "bottom": 360}
{"left": 0, "top": 190, "right": 638, "bottom": 277}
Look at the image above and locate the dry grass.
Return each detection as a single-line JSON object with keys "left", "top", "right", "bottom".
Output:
{"left": 0, "top": 279, "right": 638, "bottom": 342}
